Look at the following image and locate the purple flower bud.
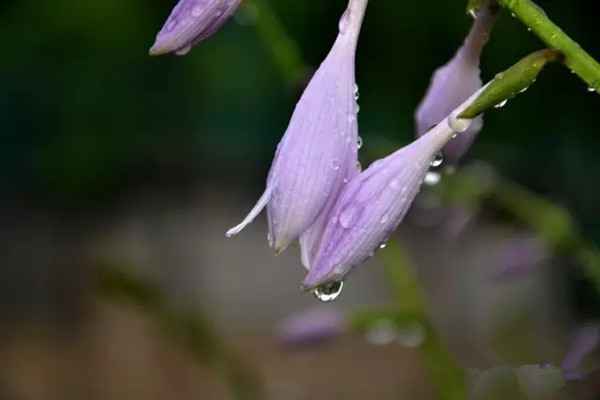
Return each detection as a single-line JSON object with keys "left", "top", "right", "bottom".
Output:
{"left": 303, "top": 117, "right": 470, "bottom": 289}
{"left": 226, "top": 0, "right": 368, "bottom": 253}
{"left": 492, "top": 235, "right": 549, "bottom": 281}
{"left": 415, "top": 7, "right": 496, "bottom": 163}
{"left": 561, "top": 324, "right": 600, "bottom": 380}
{"left": 149, "top": 0, "right": 242, "bottom": 56}
{"left": 276, "top": 307, "right": 346, "bottom": 346}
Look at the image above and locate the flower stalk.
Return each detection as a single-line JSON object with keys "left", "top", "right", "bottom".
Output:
{"left": 496, "top": 0, "right": 600, "bottom": 93}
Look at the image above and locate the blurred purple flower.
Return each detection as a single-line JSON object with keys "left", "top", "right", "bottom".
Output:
{"left": 276, "top": 307, "right": 346, "bottom": 346}
{"left": 561, "top": 324, "right": 600, "bottom": 381}
{"left": 303, "top": 116, "right": 472, "bottom": 289}
{"left": 226, "top": 0, "right": 368, "bottom": 253}
{"left": 149, "top": 0, "right": 242, "bottom": 56}
{"left": 493, "top": 235, "right": 549, "bottom": 281}
{"left": 415, "top": 5, "right": 496, "bottom": 163}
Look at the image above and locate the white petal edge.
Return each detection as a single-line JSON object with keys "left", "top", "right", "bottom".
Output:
{"left": 226, "top": 185, "right": 274, "bottom": 238}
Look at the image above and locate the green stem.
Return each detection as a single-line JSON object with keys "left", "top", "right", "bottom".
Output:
{"left": 246, "top": 0, "right": 308, "bottom": 85}
{"left": 497, "top": 0, "right": 600, "bottom": 92}
{"left": 96, "top": 266, "right": 264, "bottom": 400}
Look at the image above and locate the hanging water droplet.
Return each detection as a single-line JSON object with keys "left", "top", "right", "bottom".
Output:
{"left": 424, "top": 171, "right": 441, "bottom": 186}
{"left": 313, "top": 281, "right": 344, "bottom": 302}
{"left": 587, "top": 87, "right": 597, "bottom": 93}
{"left": 379, "top": 242, "right": 388, "bottom": 249}
{"left": 430, "top": 152, "right": 444, "bottom": 168}
{"left": 511, "top": 12, "right": 516, "bottom": 18}
{"left": 355, "top": 104, "right": 361, "bottom": 113}
{"left": 353, "top": 83, "right": 360, "bottom": 101}
{"left": 356, "top": 136, "right": 363, "bottom": 149}
{"left": 494, "top": 99, "right": 508, "bottom": 109}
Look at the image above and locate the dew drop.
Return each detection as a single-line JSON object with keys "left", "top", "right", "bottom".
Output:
{"left": 468, "top": 9, "right": 477, "bottom": 19}
{"left": 353, "top": 83, "right": 360, "bottom": 101}
{"left": 587, "top": 87, "right": 597, "bottom": 93}
{"left": 313, "top": 281, "right": 344, "bottom": 302}
{"left": 424, "top": 171, "right": 441, "bottom": 186}
{"left": 430, "top": 152, "right": 444, "bottom": 168}
{"left": 519, "top": 86, "right": 529, "bottom": 94}
{"left": 379, "top": 243, "right": 388, "bottom": 249}
{"left": 494, "top": 99, "right": 508, "bottom": 109}
{"left": 356, "top": 136, "right": 363, "bottom": 149}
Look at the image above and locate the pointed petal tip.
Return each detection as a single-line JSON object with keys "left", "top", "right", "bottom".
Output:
{"left": 302, "top": 269, "right": 335, "bottom": 292}
{"left": 148, "top": 42, "right": 169, "bottom": 56}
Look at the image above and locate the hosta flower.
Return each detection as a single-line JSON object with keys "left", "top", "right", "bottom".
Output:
{"left": 303, "top": 115, "right": 474, "bottom": 289}
{"left": 415, "top": 5, "right": 496, "bottom": 163}
{"left": 226, "top": 0, "right": 368, "bottom": 253}
{"left": 276, "top": 307, "right": 346, "bottom": 346}
{"left": 561, "top": 324, "right": 600, "bottom": 380}
{"left": 149, "top": 0, "right": 242, "bottom": 56}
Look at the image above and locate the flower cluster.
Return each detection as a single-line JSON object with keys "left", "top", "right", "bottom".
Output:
{"left": 150, "top": 0, "right": 496, "bottom": 296}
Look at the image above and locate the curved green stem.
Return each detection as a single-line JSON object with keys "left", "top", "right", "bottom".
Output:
{"left": 246, "top": 0, "right": 308, "bottom": 85}
{"left": 96, "top": 266, "right": 264, "bottom": 400}
{"left": 497, "top": 0, "right": 600, "bottom": 93}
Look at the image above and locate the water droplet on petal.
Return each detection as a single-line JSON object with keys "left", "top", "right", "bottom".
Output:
{"left": 430, "top": 152, "right": 444, "bottom": 168}
{"left": 356, "top": 136, "right": 363, "bottom": 149}
{"left": 380, "top": 214, "right": 389, "bottom": 224}
{"left": 313, "top": 281, "right": 344, "bottom": 302}
{"left": 353, "top": 83, "right": 360, "bottom": 101}
{"left": 332, "top": 159, "right": 341, "bottom": 171}
{"left": 379, "top": 242, "right": 388, "bottom": 249}
{"left": 587, "top": 87, "right": 597, "bottom": 93}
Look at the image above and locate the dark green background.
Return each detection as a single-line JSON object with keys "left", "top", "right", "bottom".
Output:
{"left": 1, "top": 0, "right": 598, "bottom": 235}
